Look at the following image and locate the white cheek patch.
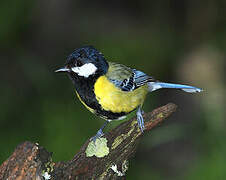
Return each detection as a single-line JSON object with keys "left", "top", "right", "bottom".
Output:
{"left": 71, "top": 63, "right": 97, "bottom": 78}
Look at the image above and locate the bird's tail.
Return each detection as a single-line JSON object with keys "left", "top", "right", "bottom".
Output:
{"left": 148, "top": 82, "right": 202, "bottom": 93}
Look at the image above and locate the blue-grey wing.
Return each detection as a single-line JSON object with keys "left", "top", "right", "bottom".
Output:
{"left": 112, "top": 73, "right": 136, "bottom": 91}
{"left": 107, "top": 63, "right": 155, "bottom": 92}
{"left": 133, "top": 69, "right": 155, "bottom": 87}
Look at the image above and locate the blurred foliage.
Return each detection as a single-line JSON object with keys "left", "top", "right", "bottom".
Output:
{"left": 0, "top": 0, "right": 225, "bottom": 179}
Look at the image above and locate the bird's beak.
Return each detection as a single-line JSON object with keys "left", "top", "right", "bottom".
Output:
{"left": 55, "top": 67, "right": 70, "bottom": 73}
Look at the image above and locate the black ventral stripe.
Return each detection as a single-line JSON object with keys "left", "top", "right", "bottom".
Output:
{"left": 71, "top": 74, "right": 128, "bottom": 120}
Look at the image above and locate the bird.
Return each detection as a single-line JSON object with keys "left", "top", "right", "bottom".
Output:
{"left": 55, "top": 46, "right": 202, "bottom": 141}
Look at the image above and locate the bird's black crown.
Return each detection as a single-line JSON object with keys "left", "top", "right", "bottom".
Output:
{"left": 66, "top": 46, "right": 109, "bottom": 75}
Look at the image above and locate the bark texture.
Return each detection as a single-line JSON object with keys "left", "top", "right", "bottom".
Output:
{"left": 0, "top": 103, "right": 177, "bottom": 180}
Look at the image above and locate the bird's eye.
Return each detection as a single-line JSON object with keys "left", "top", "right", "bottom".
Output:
{"left": 75, "top": 60, "right": 83, "bottom": 67}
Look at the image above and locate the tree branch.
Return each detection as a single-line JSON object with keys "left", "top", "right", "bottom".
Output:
{"left": 0, "top": 103, "right": 177, "bottom": 180}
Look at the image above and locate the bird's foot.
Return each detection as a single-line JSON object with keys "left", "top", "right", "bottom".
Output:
{"left": 90, "top": 129, "right": 104, "bottom": 143}
{"left": 141, "top": 109, "right": 145, "bottom": 115}
{"left": 136, "top": 107, "right": 145, "bottom": 132}
{"left": 90, "top": 120, "right": 110, "bottom": 143}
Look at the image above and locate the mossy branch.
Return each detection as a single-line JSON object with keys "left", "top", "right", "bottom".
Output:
{"left": 0, "top": 103, "right": 177, "bottom": 180}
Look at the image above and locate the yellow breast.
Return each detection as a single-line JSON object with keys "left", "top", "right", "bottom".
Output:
{"left": 94, "top": 76, "right": 148, "bottom": 113}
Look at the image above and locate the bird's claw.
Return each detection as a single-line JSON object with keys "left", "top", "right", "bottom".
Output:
{"left": 136, "top": 107, "right": 145, "bottom": 132}
{"left": 90, "top": 129, "right": 104, "bottom": 143}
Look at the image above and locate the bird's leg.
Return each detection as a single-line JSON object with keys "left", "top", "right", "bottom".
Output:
{"left": 141, "top": 109, "right": 145, "bottom": 115}
{"left": 91, "top": 120, "right": 110, "bottom": 142}
{"left": 136, "top": 106, "right": 145, "bottom": 132}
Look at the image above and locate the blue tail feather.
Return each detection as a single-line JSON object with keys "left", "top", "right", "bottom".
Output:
{"left": 148, "top": 82, "right": 202, "bottom": 93}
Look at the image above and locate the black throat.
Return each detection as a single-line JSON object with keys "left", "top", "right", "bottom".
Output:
{"left": 67, "top": 73, "right": 127, "bottom": 120}
{"left": 68, "top": 73, "right": 98, "bottom": 107}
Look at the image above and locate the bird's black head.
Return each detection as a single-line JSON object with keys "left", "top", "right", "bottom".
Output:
{"left": 56, "top": 46, "right": 109, "bottom": 79}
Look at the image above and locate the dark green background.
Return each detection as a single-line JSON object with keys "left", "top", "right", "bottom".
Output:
{"left": 0, "top": 0, "right": 225, "bottom": 179}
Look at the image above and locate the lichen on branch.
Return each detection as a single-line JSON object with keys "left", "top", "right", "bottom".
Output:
{"left": 0, "top": 103, "right": 177, "bottom": 180}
